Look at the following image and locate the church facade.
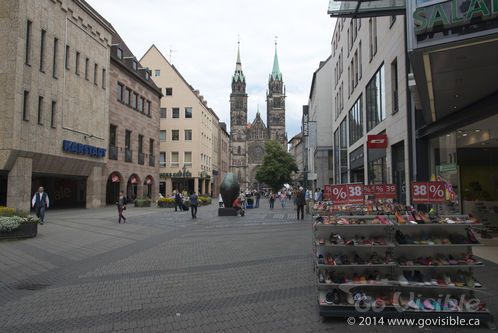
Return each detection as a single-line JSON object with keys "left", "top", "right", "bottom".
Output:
{"left": 229, "top": 43, "right": 287, "bottom": 190}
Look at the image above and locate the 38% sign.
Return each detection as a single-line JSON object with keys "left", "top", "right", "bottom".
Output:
{"left": 412, "top": 182, "right": 445, "bottom": 204}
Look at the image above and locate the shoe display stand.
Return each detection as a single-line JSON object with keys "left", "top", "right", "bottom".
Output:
{"left": 312, "top": 205, "right": 495, "bottom": 327}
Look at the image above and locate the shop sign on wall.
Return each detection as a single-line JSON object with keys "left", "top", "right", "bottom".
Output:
{"left": 413, "top": 0, "right": 498, "bottom": 35}
{"left": 62, "top": 140, "right": 106, "bottom": 158}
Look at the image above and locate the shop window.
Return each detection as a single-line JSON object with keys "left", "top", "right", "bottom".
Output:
{"left": 348, "top": 95, "right": 363, "bottom": 146}
{"left": 334, "top": 129, "right": 340, "bottom": 183}
{"left": 340, "top": 118, "right": 348, "bottom": 183}
{"left": 368, "top": 156, "right": 387, "bottom": 185}
{"left": 366, "top": 65, "right": 385, "bottom": 131}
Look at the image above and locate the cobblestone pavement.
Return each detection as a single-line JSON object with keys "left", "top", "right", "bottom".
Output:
{"left": 0, "top": 201, "right": 496, "bottom": 332}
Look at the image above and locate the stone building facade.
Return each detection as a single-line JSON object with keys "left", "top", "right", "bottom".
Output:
{"left": 104, "top": 32, "right": 161, "bottom": 205}
{"left": 140, "top": 45, "right": 219, "bottom": 196}
{"left": 229, "top": 43, "right": 287, "bottom": 190}
{"left": 0, "top": 0, "right": 113, "bottom": 211}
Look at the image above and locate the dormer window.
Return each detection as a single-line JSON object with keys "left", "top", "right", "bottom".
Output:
{"left": 132, "top": 60, "right": 137, "bottom": 71}
{"left": 145, "top": 70, "right": 150, "bottom": 81}
{"left": 117, "top": 48, "right": 123, "bottom": 60}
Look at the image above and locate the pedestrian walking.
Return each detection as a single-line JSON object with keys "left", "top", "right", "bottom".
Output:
{"left": 174, "top": 190, "right": 182, "bottom": 212}
{"left": 218, "top": 193, "right": 224, "bottom": 208}
{"left": 255, "top": 191, "right": 261, "bottom": 208}
{"left": 280, "top": 191, "right": 287, "bottom": 208}
{"left": 31, "top": 186, "right": 49, "bottom": 224}
{"left": 305, "top": 187, "right": 311, "bottom": 214}
{"left": 116, "top": 191, "right": 127, "bottom": 224}
{"left": 269, "top": 191, "right": 275, "bottom": 209}
{"left": 296, "top": 186, "right": 306, "bottom": 220}
{"left": 189, "top": 191, "right": 199, "bottom": 219}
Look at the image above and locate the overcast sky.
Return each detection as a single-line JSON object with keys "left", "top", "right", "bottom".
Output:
{"left": 86, "top": 0, "right": 334, "bottom": 139}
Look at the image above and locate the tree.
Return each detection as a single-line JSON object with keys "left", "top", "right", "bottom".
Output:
{"left": 256, "top": 140, "right": 298, "bottom": 191}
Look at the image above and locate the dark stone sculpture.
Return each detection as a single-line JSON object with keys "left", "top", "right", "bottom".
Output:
{"left": 220, "top": 172, "right": 240, "bottom": 208}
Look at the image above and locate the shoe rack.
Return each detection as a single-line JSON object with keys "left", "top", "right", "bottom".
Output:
{"left": 312, "top": 205, "right": 495, "bottom": 327}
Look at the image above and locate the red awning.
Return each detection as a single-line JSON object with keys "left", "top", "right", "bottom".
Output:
{"left": 145, "top": 177, "right": 152, "bottom": 185}
{"left": 131, "top": 176, "right": 138, "bottom": 184}
{"left": 111, "top": 173, "right": 121, "bottom": 183}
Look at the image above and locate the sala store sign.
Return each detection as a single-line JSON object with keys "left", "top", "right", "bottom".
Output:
{"left": 413, "top": 0, "right": 498, "bottom": 35}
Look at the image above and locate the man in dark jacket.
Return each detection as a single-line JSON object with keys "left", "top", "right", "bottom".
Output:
{"left": 189, "top": 191, "right": 199, "bottom": 219}
{"left": 31, "top": 186, "right": 50, "bottom": 224}
{"left": 174, "top": 191, "right": 182, "bottom": 212}
{"left": 296, "top": 186, "right": 306, "bottom": 220}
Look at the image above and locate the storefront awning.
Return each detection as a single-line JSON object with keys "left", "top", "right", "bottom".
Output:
{"left": 328, "top": 0, "right": 406, "bottom": 18}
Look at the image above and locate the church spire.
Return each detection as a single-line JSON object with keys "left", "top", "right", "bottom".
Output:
{"left": 270, "top": 40, "right": 282, "bottom": 81}
{"left": 233, "top": 40, "right": 245, "bottom": 82}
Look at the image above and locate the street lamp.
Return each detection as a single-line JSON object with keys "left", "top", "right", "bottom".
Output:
{"left": 182, "top": 164, "right": 187, "bottom": 194}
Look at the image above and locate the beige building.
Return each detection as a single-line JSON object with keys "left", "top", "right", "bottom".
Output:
{"left": 104, "top": 32, "right": 161, "bottom": 205}
{"left": 212, "top": 121, "right": 230, "bottom": 197}
{"left": 0, "top": 0, "right": 113, "bottom": 211}
{"left": 140, "top": 45, "right": 219, "bottom": 196}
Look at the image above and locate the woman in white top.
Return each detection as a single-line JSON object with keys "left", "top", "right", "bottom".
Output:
{"left": 218, "top": 193, "right": 224, "bottom": 207}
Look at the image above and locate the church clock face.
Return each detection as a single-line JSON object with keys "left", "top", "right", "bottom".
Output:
{"left": 250, "top": 146, "right": 264, "bottom": 162}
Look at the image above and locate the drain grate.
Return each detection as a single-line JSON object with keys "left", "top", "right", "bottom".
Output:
{"left": 15, "top": 283, "right": 49, "bottom": 291}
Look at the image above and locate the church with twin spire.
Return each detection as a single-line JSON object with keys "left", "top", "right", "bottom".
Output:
{"left": 229, "top": 42, "right": 287, "bottom": 190}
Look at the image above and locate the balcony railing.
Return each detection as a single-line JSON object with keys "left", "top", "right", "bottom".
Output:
{"left": 149, "top": 155, "right": 155, "bottom": 167}
{"left": 138, "top": 152, "right": 145, "bottom": 165}
{"left": 109, "top": 145, "right": 118, "bottom": 160}
{"left": 125, "top": 149, "right": 133, "bottom": 163}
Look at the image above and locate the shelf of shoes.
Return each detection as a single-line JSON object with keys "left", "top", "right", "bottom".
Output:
{"left": 312, "top": 202, "right": 493, "bottom": 326}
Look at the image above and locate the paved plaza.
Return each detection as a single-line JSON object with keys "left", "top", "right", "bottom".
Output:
{"left": 0, "top": 201, "right": 497, "bottom": 332}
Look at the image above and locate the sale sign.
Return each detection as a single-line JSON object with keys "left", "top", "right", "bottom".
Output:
{"left": 323, "top": 185, "right": 332, "bottom": 200}
{"left": 347, "top": 184, "right": 364, "bottom": 204}
{"left": 330, "top": 185, "right": 348, "bottom": 205}
{"left": 412, "top": 182, "right": 429, "bottom": 203}
{"left": 375, "top": 184, "right": 397, "bottom": 199}
{"left": 363, "top": 185, "right": 375, "bottom": 196}
{"left": 428, "top": 182, "right": 446, "bottom": 203}
{"left": 412, "top": 182, "right": 445, "bottom": 204}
